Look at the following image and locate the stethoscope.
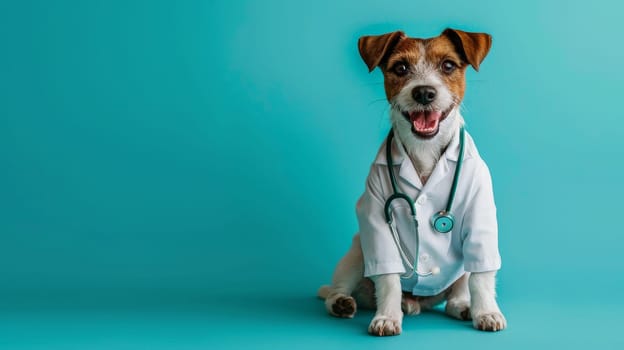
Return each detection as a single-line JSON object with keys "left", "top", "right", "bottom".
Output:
{"left": 384, "top": 126, "right": 465, "bottom": 279}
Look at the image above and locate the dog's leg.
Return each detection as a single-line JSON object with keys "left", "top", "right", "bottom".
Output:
{"left": 417, "top": 289, "right": 449, "bottom": 312}
{"left": 401, "top": 292, "right": 421, "bottom": 315}
{"left": 368, "top": 273, "right": 403, "bottom": 336}
{"left": 445, "top": 273, "right": 471, "bottom": 320}
{"left": 317, "top": 234, "right": 363, "bottom": 318}
{"left": 352, "top": 278, "right": 377, "bottom": 310}
{"left": 469, "top": 271, "right": 506, "bottom": 331}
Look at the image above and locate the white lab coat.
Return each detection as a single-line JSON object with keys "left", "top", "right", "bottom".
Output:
{"left": 356, "top": 128, "right": 501, "bottom": 296}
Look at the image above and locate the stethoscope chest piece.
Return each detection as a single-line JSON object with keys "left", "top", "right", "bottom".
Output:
{"left": 431, "top": 210, "right": 455, "bottom": 233}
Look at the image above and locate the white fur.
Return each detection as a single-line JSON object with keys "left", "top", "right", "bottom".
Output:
{"left": 322, "top": 235, "right": 362, "bottom": 318}
{"left": 389, "top": 50, "right": 463, "bottom": 181}
{"left": 368, "top": 274, "right": 403, "bottom": 336}
{"left": 469, "top": 271, "right": 507, "bottom": 331}
{"left": 391, "top": 108, "right": 463, "bottom": 182}
{"left": 445, "top": 273, "right": 471, "bottom": 320}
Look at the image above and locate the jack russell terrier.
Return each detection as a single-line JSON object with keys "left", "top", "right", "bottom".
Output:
{"left": 318, "top": 28, "right": 506, "bottom": 336}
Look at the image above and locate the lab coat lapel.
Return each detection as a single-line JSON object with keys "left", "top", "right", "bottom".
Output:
{"left": 384, "top": 134, "right": 423, "bottom": 190}
{"left": 422, "top": 156, "right": 449, "bottom": 192}
{"left": 423, "top": 128, "right": 461, "bottom": 191}
{"left": 399, "top": 157, "right": 423, "bottom": 190}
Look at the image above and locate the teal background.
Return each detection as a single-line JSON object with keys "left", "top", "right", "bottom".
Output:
{"left": 1, "top": 0, "right": 623, "bottom": 349}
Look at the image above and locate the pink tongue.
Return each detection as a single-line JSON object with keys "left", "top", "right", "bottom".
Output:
{"left": 410, "top": 111, "right": 442, "bottom": 133}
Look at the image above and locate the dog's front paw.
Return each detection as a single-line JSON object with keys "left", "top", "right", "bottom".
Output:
{"left": 473, "top": 312, "right": 506, "bottom": 331}
{"left": 368, "top": 315, "right": 402, "bottom": 336}
{"left": 445, "top": 300, "right": 471, "bottom": 320}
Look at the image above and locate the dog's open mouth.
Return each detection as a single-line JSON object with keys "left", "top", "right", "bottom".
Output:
{"left": 401, "top": 109, "right": 451, "bottom": 138}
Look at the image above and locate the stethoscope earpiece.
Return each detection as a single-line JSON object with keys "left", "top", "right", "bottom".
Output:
{"left": 431, "top": 211, "right": 455, "bottom": 234}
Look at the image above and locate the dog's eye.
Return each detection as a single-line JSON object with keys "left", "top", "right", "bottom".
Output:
{"left": 392, "top": 63, "right": 409, "bottom": 76}
{"left": 441, "top": 60, "right": 457, "bottom": 74}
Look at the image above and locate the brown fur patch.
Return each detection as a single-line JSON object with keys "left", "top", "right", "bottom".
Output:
{"left": 380, "top": 35, "right": 469, "bottom": 102}
{"left": 359, "top": 29, "right": 491, "bottom": 103}
{"left": 381, "top": 38, "right": 423, "bottom": 101}
{"left": 424, "top": 35, "right": 468, "bottom": 103}
{"left": 442, "top": 29, "right": 492, "bottom": 71}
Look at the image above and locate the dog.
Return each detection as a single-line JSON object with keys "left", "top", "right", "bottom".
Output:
{"left": 317, "top": 28, "right": 506, "bottom": 336}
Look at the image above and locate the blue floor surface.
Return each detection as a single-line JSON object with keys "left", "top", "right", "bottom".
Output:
{"left": 0, "top": 292, "right": 621, "bottom": 349}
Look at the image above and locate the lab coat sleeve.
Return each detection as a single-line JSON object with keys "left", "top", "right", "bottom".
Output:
{"left": 356, "top": 166, "right": 406, "bottom": 277}
{"left": 461, "top": 162, "right": 502, "bottom": 272}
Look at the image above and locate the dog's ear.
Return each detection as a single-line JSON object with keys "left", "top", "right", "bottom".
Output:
{"left": 358, "top": 31, "right": 406, "bottom": 72}
{"left": 442, "top": 28, "right": 492, "bottom": 71}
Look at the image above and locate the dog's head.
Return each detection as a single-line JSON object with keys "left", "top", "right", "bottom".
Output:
{"left": 359, "top": 29, "right": 491, "bottom": 150}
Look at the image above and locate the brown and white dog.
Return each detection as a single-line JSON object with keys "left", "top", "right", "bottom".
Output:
{"left": 318, "top": 29, "right": 506, "bottom": 336}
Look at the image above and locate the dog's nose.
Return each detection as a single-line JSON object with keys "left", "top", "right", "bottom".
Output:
{"left": 412, "top": 86, "right": 437, "bottom": 105}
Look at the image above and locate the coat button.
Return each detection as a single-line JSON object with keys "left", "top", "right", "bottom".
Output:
{"left": 417, "top": 195, "right": 427, "bottom": 205}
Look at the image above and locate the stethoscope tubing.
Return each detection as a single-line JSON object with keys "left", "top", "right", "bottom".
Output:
{"left": 384, "top": 127, "right": 465, "bottom": 279}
